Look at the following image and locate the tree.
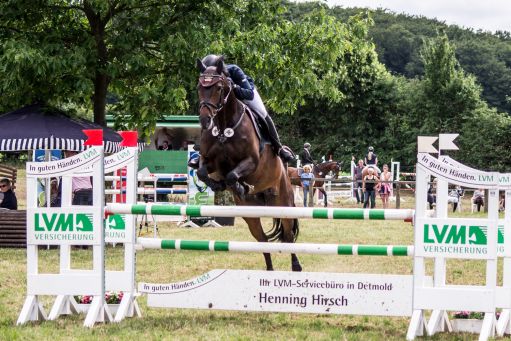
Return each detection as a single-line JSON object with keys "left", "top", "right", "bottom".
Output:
{"left": 0, "top": 0, "right": 351, "bottom": 137}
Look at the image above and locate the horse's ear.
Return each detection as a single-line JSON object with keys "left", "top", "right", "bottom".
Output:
{"left": 216, "top": 55, "right": 225, "bottom": 75}
{"left": 197, "top": 58, "right": 206, "bottom": 73}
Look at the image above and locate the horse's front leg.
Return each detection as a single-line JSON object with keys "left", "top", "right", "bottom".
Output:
{"left": 197, "top": 163, "right": 225, "bottom": 192}
{"left": 320, "top": 188, "right": 328, "bottom": 207}
{"left": 225, "top": 158, "right": 257, "bottom": 199}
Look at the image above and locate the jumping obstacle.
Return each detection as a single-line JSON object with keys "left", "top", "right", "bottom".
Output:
{"left": 105, "top": 188, "right": 188, "bottom": 195}
{"left": 17, "top": 130, "right": 140, "bottom": 327}
{"left": 18, "top": 131, "right": 112, "bottom": 327}
{"left": 18, "top": 131, "right": 511, "bottom": 340}
{"left": 137, "top": 238, "right": 414, "bottom": 256}
{"left": 407, "top": 135, "right": 502, "bottom": 341}
{"left": 107, "top": 204, "right": 414, "bottom": 221}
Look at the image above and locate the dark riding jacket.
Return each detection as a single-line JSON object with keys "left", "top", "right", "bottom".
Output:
{"left": 227, "top": 64, "right": 255, "bottom": 101}
{"left": 300, "top": 148, "right": 314, "bottom": 165}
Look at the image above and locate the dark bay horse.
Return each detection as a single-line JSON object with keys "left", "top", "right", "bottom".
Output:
{"left": 288, "top": 161, "right": 341, "bottom": 207}
{"left": 195, "top": 57, "right": 301, "bottom": 271}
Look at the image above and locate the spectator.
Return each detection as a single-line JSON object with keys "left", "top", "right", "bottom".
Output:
{"left": 448, "top": 186, "right": 464, "bottom": 212}
{"left": 300, "top": 142, "right": 314, "bottom": 167}
{"left": 50, "top": 177, "right": 62, "bottom": 207}
{"left": 472, "top": 188, "right": 484, "bottom": 212}
{"left": 362, "top": 167, "right": 380, "bottom": 209}
{"left": 0, "top": 178, "right": 17, "bottom": 210}
{"left": 353, "top": 158, "right": 364, "bottom": 204}
{"left": 158, "top": 141, "right": 170, "bottom": 151}
{"left": 66, "top": 151, "right": 93, "bottom": 206}
{"left": 379, "top": 164, "right": 392, "bottom": 209}
{"left": 427, "top": 180, "right": 437, "bottom": 210}
{"left": 500, "top": 192, "right": 505, "bottom": 212}
{"left": 301, "top": 165, "right": 314, "bottom": 207}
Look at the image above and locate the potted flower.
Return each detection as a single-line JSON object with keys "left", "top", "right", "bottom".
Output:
{"left": 75, "top": 291, "right": 124, "bottom": 314}
{"left": 450, "top": 311, "right": 485, "bottom": 333}
{"left": 214, "top": 190, "right": 235, "bottom": 226}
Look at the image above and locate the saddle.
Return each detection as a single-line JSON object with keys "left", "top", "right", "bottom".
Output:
{"left": 245, "top": 107, "right": 268, "bottom": 154}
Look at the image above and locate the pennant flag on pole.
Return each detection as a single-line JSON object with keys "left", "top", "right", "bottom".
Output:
{"left": 119, "top": 131, "right": 138, "bottom": 147}
{"left": 439, "top": 133, "right": 459, "bottom": 151}
{"left": 417, "top": 136, "right": 438, "bottom": 153}
{"left": 83, "top": 129, "right": 103, "bottom": 146}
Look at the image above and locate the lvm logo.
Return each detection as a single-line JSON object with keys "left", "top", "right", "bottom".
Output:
{"left": 106, "top": 214, "right": 126, "bottom": 231}
{"left": 34, "top": 213, "right": 93, "bottom": 232}
{"left": 423, "top": 224, "right": 487, "bottom": 245}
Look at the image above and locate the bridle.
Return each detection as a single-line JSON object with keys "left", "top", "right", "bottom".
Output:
{"left": 197, "top": 71, "right": 246, "bottom": 143}
{"left": 198, "top": 72, "right": 232, "bottom": 130}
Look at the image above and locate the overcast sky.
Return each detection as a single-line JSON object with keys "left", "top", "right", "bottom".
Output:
{"left": 302, "top": 0, "right": 511, "bottom": 33}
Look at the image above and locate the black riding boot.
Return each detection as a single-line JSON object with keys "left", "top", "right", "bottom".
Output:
{"left": 264, "top": 116, "right": 294, "bottom": 163}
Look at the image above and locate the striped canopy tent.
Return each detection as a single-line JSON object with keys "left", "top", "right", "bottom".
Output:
{"left": 0, "top": 104, "right": 143, "bottom": 153}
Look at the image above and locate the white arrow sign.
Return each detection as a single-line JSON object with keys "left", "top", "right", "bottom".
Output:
{"left": 417, "top": 136, "right": 438, "bottom": 153}
{"left": 439, "top": 133, "right": 459, "bottom": 151}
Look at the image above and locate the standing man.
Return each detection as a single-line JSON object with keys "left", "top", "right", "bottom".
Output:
{"left": 353, "top": 158, "right": 365, "bottom": 204}
{"left": 300, "top": 142, "right": 314, "bottom": 168}
{"left": 0, "top": 178, "right": 17, "bottom": 210}
{"left": 66, "top": 151, "right": 93, "bottom": 205}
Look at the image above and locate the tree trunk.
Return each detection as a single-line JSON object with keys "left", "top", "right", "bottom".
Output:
{"left": 93, "top": 72, "right": 108, "bottom": 127}
{"left": 84, "top": 1, "right": 110, "bottom": 126}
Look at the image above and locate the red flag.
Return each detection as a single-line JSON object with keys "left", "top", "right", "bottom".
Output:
{"left": 83, "top": 129, "right": 103, "bottom": 146}
{"left": 119, "top": 131, "right": 138, "bottom": 147}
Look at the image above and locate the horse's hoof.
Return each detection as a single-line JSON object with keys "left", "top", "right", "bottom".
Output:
{"left": 234, "top": 182, "right": 245, "bottom": 200}
{"left": 292, "top": 263, "right": 302, "bottom": 272}
{"left": 266, "top": 267, "right": 274, "bottom": 271}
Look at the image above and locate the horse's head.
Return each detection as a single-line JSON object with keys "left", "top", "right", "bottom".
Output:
{"left": 196, "top": 56, "right": 233, "bottom": 130}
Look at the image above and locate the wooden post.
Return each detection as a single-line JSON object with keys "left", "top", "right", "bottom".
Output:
{"left": 396, "top": 182, "right": 401, "bottom": 209}
{"left": 308, "top": 182, "right": 314, "bottom": 207}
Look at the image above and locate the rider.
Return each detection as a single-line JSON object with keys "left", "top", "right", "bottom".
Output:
{"left": 364, "top": 146, "right": 381, "bottom": 174}
{"left": 188, "top": 55, "right": 294, "bottom": 168}
{"left": 300, "top": 142, "right": 314, "bottom": 167}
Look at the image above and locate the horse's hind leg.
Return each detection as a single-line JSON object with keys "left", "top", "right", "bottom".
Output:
{"left": 243, "top": 217, "right": 274, "bottom": 271}
{"left": 320, "top": 188, "right": 328, "bottom": 207}
{"left": 281, "top": 218, "right": 302, "bottom": 272}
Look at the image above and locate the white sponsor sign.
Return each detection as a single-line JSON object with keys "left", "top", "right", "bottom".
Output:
{"left": 26, "top": 147, "right": 102, "bottom": 177}
{"left": 140, "top": 270, "right": 415, "bottom": 317}
{"left": 417, "top": 153, "right": 499, "bottom": 188}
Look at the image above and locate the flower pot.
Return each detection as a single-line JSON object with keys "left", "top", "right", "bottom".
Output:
{"left": 451, "top": 319, "right": 483, "bottom": 333}
{"left": 77, "top": 303, "right": 120, "bottom": 315}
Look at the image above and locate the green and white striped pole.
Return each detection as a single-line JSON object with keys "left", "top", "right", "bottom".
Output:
{"left": 107, "top": 204, "right": 414, "bottom": 221}
{"left": 137, "top": 238, "right": 414, "bottom": 256}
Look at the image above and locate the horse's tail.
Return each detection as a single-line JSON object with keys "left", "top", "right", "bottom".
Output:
{"left": 265, "top": 218, "right": 299, "bottom": 242}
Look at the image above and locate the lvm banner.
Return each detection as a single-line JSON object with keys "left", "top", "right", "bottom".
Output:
{"left": 416, "top": 217, "right": 498, "bottom": 260}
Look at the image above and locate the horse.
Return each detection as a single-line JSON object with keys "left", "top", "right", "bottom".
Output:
{"left": 194, "top": 56, "right": 302, "bottom": 272}
{"left": 288, "top": 161, "right": 341, "bottom": 207}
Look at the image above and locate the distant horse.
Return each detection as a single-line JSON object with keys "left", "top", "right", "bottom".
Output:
{"left": 288, "top": 161, "right": 341, "bottom": 207}
{"left": 195, "top": 56, "right": 301, "bottom": 271}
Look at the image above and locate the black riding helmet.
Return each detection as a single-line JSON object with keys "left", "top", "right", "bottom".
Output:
{"left": 201, "top": 54, "right": 228, "bottom": 75}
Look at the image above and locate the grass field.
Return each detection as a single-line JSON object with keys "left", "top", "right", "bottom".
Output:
{"left": 0, "top": 167, "right": 495, "bottom": 340}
